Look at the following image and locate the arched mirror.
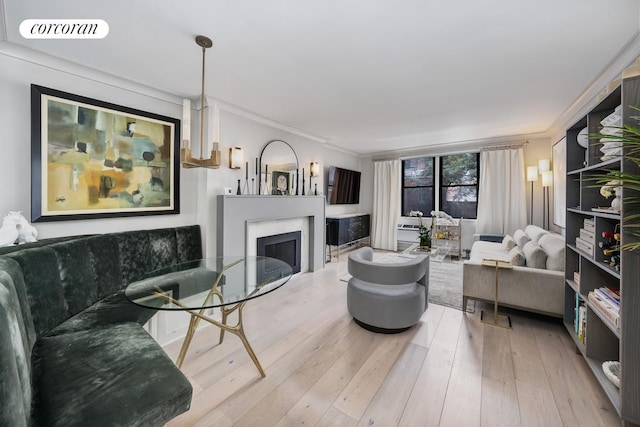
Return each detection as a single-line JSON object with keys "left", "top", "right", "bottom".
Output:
{"left": 259, "top": 140, "right": 299, "bottom": 195}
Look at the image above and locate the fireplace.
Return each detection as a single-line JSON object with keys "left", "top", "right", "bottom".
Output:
{"left": 257, "top": 231, "right": 302, "bottom": 279}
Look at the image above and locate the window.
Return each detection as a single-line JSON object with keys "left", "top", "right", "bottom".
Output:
{"left": 440, "top": 153, "right": 479, "bottom": 219}
{"left": 402, "top": 157, "right": 434, "bottom": 216}
{"left": 401, "top": 152, "right": 480, "bottom": 219}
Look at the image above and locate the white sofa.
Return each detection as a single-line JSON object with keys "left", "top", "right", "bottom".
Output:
{"left": 462, "top": 225, "right": 565, "bottom": 317}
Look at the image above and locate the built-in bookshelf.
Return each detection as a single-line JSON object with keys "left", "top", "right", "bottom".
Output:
{"left": 564, "top": 75, "right": 640, "bottom": 424}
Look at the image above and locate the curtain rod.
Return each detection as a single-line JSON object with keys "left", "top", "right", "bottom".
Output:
{"left": 482, "top": 140, "right": 529, "bottom": 151}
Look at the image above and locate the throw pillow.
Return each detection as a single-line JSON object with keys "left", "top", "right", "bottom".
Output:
{"left": 524, "top": 225, "right": 549, "bottom": 244}
{"left": 522, "top": 241, "right": 547, "bottom": 269}
{"left": 538, "top": 233, "right": 565, "bottom": 271}
{"left": 513, "top": 229, "right": 531, "bottom": 249}
{"left": 501, "top": 234, "right": 516, "bottom": 251}
{"left": 508, "top": 246, "right": 525, "bottom": 266}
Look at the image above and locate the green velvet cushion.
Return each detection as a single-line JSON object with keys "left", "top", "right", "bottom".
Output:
{"left": 50, "top": 240, "right": 98, "bottom": 317}
{"left": 149, "top": 228, "right": 178, "bottom": 271}
{"left": 31, "top": 323, "right": 192, "bottom": 427}
{"left": 0, "top": 258, "right": 36, "bottom": 352}
{"left": 86, "top": 235, "right": 125, "bottom": 298}
{"left": 176, "top": 225, "right": 203, "bottom": 263}
{"left": 0, "top": 272, "right": 31, "bottom": 427}
{"left": 8, "top": 248, "right": 69, "bottom": 338}
{"left": 115, "top": 230, "right": 152, "bottom": 284}
{"left": 47, "top": 291, "right": 156, "bottom": 336}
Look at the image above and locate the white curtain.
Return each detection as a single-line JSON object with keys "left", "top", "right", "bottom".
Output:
{"left": 372, "top": 159, "right": 401, "bottom": 250}
{"left": 476, "top": 147, "right": 527, "bottom": 235}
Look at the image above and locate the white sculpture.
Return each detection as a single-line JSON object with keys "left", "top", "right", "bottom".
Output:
{"left": 0, "top": 211, "right": 38, "bottom": 247}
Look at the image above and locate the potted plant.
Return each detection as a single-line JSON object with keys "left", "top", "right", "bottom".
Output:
{"left": 409, "top": 210, "right": 431, "bottom": 248}
{"left": 589, "top": 107, "right": 640, "bottom": 251}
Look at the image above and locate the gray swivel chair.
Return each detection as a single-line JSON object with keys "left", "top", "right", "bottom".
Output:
{"left": 347, "top": 247, "right": 429, "bottom": 333}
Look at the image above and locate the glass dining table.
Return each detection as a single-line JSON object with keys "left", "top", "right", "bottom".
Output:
{"left": 125, "top": 256, "right": 293, "bottom": 377}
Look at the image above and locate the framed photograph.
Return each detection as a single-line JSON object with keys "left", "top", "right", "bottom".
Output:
{"left": 31, "top": 85, "right": 180, "bottom": 222}
{"left": 271, "top": 171, "right": 290, "bottom": 195}
{"left": 552, "top": 137, "right": 566, "bottom": 228}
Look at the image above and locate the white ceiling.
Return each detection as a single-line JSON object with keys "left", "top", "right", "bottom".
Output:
{"left": 3, "top": 0, "right": 639, "bottom": 154}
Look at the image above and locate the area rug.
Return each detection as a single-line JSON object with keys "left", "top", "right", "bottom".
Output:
{"left": 339, "top": 252, "right": 474, "bottom": 312}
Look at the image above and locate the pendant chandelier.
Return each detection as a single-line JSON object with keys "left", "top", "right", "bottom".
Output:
{"left": 181, "top": 35, "right": 221, "bottom": 168}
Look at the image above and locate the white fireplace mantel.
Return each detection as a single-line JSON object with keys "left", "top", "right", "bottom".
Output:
{"left": 216, "top": 195, "right": 326, "bottom": 271}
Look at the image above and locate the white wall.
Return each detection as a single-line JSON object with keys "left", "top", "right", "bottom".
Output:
{"left": 522, "top": 135, "right": 554, "bottom": 229}
{"left": 203, "top": 110, "right": 336, "bottom": 256}
{"left": 0, "top": 48, "right": 199, "bottom": 239}
{"left": 0, "top": 44, "right": 363, "bottom": 256}
{"left": 321, "top": 145, "right": 371, "bottom": 218}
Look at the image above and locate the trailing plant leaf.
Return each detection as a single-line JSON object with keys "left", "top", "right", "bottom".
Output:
{"left": 586, "top": 110, "right": 640, "bottom": 251}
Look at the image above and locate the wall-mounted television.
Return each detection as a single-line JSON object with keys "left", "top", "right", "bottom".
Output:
{"left": 327, "top": 166, "right": 361, "bottom": 204}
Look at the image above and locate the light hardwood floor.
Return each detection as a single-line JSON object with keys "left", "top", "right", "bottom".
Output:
{"left": 165, "top": 256, "right": 621, "bottom": 427}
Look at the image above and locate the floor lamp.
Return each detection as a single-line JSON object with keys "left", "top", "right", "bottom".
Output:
{"left": 526, "top": 166, "right": 538, "bottom": 224}
{"left": 542, "top": 171, "right": 553, "bottom": 230}
{"left": 538, "top": 159, "right": 551, "bottom": 229}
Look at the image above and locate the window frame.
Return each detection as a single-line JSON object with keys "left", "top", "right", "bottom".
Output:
{"left": 438, "top": 152, "right": 480, "bottom": 219}
{"left": 401, "top": 156, "right": 435, "bottom": 217}
{"left": 401, "top": 152, "right": 480, "bottom": 219}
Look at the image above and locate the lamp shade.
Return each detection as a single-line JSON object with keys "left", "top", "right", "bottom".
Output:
{"left": 229, "top": 147, "right": 243, "bottom": 169}
{"left": 538, "top": 158, "right": 551, "bottom": 173}
{"left": 542, "top": 170, "right": 553, "bottom": 187}
{"left": 527, "top": 166, "right": 539, "bottom": 182}
{"left": 182, "top": 99, "right": 191, "bottom": 147}
{"left": 310, "top": 162, "right": 320, "bottom": 177}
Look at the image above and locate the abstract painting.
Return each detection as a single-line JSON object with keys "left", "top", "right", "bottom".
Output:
{"left": 31, "top": 85, "right": 180, "bottom": 221}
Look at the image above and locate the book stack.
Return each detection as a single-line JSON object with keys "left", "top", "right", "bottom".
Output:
{"left": 576, "top": 218, "right": 595, "bottom": 256}
{"left": 588, "top": 286, "right": 620, "bottom": 328}
{"left": 576, "top": 296, "right": 587, "bottom": 344}
{"left": 573, "top": 271, "right": 581, "bottom": 285}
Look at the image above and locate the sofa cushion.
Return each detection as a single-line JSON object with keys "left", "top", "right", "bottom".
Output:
{"left": 8, "top": 248, "right": 69, "bottom": 338}
{"left": 501, "top": 235, "right": 516, "bottom": 251}
{"left": 539, "top": 233, "right": 565, "bottom": 271}
{"left": 50, "top": 240, "right": 98, "bottom": 317}
{"left": 176, "top": 225, "right": 203, "bottom": 263}
{"left": 115, "top": 230, "right": 152, "bottom": 285}
{"left": 522, "top": 241, "right": 547, "bottom": 269}
{"left": 149, "top": 228, "right": 178, "bottom": 271}
{"left": 514, "top": 229, "right": 531, "bottom": 248}
{"left": 525, "top": 225, "right": 549, "bottom": 244}
{"left": 31, "top": 323, "right": 192, "bottom": 427}
{"left": 508, "top": 246, "right": 525, "bottom": 266}
{"left": 47, "top": 291, "right": 156, "bottom": 336}
{"left": 0, "top": 272, "right": 32, "bottom": 427}
{"left": 87, "top": 235, "right": 124, "bottom": 298}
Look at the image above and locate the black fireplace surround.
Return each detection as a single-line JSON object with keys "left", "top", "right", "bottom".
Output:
{"left": 257, "top": 231, "right": 302, "bottom": 278}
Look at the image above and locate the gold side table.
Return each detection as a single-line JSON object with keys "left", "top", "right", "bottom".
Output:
{"left": 480, "top": 258, "right": 512, "bottom": 329}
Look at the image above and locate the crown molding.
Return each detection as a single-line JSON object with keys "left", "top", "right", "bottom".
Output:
{"left": 369, "top": 132, "right": 549, "bottom": 161}
{"left": 547, "top": 30, "right": 640, "bottom": 140}
{"left": 215, "top": 101, "right": 329, "bottom": 144}
{"left": 0, "top": 39, "right": 331, "bottom": 144}
{"left": 0, "top": 41, "right": 182, "bottom": 104}
{"left": 322, "top": 142, "right": 361, "bottom": 157}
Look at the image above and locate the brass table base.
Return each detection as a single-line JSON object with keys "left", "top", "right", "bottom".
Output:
{"left": 154, "top": 259, "right": 266, "bottom": 377}
{"left": 480, "top": 310, "right": 512, "bottom": 329}
{"left": 176, "top": 300, "right": 265, "bottom": 377}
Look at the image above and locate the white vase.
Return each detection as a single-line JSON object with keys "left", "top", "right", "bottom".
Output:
{"left": 611, "top": 188, "right": 622, "bottom": 212}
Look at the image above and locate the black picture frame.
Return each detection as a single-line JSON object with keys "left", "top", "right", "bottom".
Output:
{"left": 31, "top": 84, "right": 180, "bottom": 222}
{"left": 271, "top": 171, "right": 290, "bottom": 195}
